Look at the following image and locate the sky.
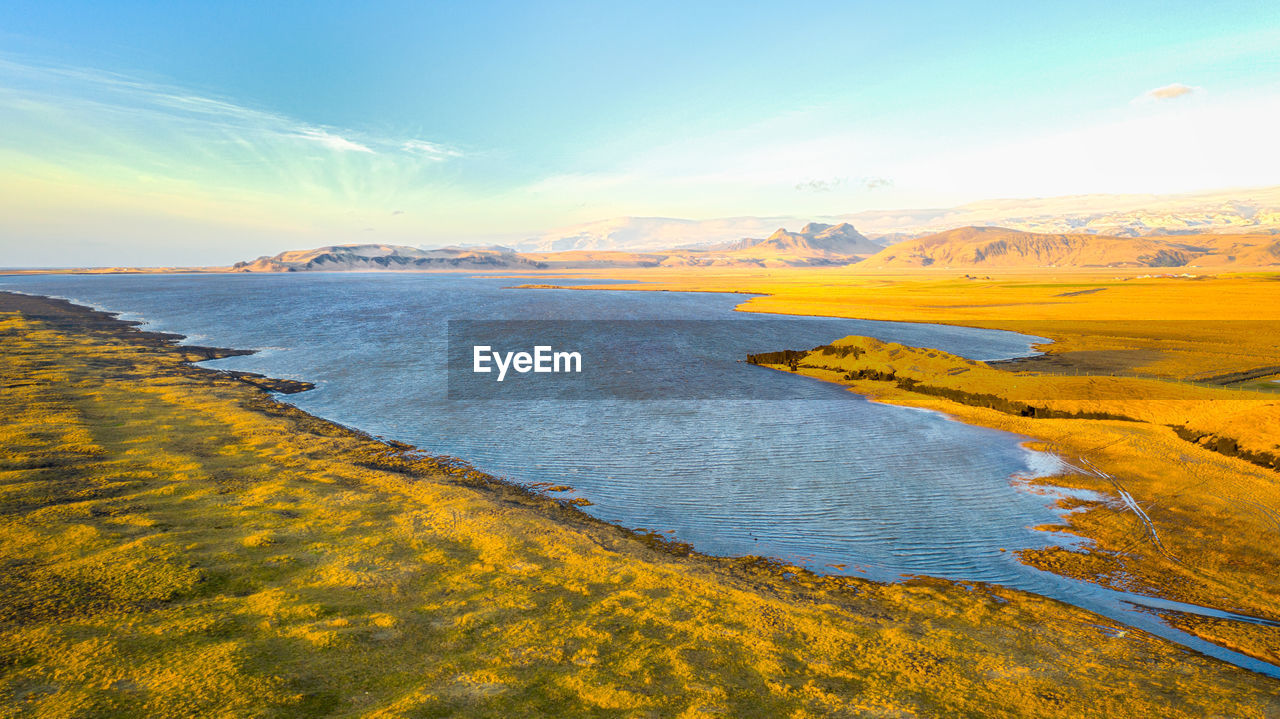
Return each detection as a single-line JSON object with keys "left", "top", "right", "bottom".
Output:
{"left": 1, "top": 0, "right": 1279, "bottom": 266}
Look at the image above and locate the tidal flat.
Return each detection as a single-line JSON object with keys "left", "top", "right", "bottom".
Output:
{"left": 2, "top": 291, "right": 1280, "bottom": 716}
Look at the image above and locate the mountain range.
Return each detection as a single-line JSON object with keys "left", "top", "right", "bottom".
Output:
{"left": 231, "top": 222, "right": 886, "bottom": 272}
{"left": 859, "top": 227, "right": 1280, "bottom": 268}
{"left": 506, "top": 185, "right": 1280, "bottom": 252}
{"left": 230, "top": 223, "right": 1280, "bottom": 273}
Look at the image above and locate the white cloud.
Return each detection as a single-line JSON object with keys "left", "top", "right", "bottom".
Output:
{"left": 795, "top": 177, "right": 846, "bottom": 192}
{"left": 295, "top": 127, "right": 374, "bottom": 153}
{"left": 1142, "top": 83, "right": 1199, "bottom": 101}
{"left": 794, "top": 176, "right": 893, "bottom": 192}
{"left": 401, "top": 139, "right": 463, "bottom": 160}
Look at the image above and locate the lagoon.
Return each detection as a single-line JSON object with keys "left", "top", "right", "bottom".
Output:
{"left": 6, "top": 271, "right": 1276, "bottom": 676}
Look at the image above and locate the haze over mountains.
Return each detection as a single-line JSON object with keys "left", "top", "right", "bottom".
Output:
{"left": 230, "top": 222, "right": 888, "bottom": 272}
{"left": 508, "top": 186, "right": 1280, "bottom": 252}
{"left": 215, "top": 186, "right": 1280, "bottom": 272}
{"left": 849, "top": 185, "right": 1280, "bottom": 239}
{"left": 511, "top": 216, "right": 804, "bottom": 253}
{"left": 232, "top": 224, "right": 1280, "bottom": 273}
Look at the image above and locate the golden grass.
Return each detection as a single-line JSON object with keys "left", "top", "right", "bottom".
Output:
{"left": 512, "top": 266, "right": 1280, "bottom": 668}
{"left": 2, "top": 299, "right": 1279, "bottom": 716}
{"left": 518, "top": 266, "right": 1280, "bottom": 376}
{"left": 782, "top": 358, "right": 1280, "bottom": 665}
{"left": 755, "top": 338, "right": 1280, "bottom": 605}
{"left": 786, "top": 334, "right": 1280, "bottom": 459}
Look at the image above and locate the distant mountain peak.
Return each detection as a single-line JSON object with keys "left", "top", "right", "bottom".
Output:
{"left": 734, "top": 222, "right": 880, "bottom": 256}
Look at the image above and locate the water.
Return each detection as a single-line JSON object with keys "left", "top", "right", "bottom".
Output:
{"left": 5, "top": 271, "right": 1277, "bottom": 678}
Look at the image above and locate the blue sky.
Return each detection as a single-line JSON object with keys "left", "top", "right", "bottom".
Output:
{"left": 1, "top": 1, "right": 1278, "bottom": 265}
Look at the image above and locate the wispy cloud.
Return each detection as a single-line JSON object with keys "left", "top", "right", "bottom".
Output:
{"left": 1142, "top": 83, "right": 1199, "bottom": 101}
{"left": 0, "top": 55, "right": 490, "bottom": 264}
{"left": 795, "top": 177, "right": 845, "bottom": 192}
{"left": 295, "top": 127, "right": 374, "bottom": 153}
{"left": 402, "top": 139, "right": 463, "bottom": 160}
{"left": 0, "top": 54, "right": 487, "bottom": 237}
{"left": 0, "top": 57, "right": 457, "bottom": 161}
{"left": 795, "top": 176, "right": 892, "bottom": 193}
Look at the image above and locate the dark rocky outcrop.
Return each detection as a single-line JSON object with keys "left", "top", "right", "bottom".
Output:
{"left": 1171, "top": 426, "right": 1280, "bottom": 472}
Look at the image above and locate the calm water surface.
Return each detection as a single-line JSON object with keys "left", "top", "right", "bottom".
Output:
{"left": 5, "top": 272, "right": 1276, "bottom": 677}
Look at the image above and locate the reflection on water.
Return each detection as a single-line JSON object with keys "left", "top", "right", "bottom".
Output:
{"left": 4, "top": 272, "right": 1276, "bottom": 677}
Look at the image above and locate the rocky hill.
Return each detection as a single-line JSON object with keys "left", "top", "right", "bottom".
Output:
{"left": 717, "top": 222, "right": 881, "bottom": 256}
{"left": 862, "top": 227, "right": 1280, "bottom": 268}
{"left": 231, "top": 244, "right": 546, "bottom": 271}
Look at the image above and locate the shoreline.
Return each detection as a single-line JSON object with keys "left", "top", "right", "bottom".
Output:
{"left": 0, "top": 290, "right": 715, "bottom": 566}
{"left": 744, "top": 337, "right": 1280, "bottom": 668}
{"left": 484, "top": 273, "right": 1280, "bottom": 669}
{"left": 8, "top": 288, "right": 1279, "bottom": 656}
{"left": 518, "top": 277, "right": 1280, "bottom": 474}
{"left": 4, "top": 288, "right": 1280, "bottom": 715}
{"left": 0, "top": 290, "right": 1066, "bottom": 595}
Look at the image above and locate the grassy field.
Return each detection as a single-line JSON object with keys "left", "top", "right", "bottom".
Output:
{"left": 749, "top": 337, "right": 1280, "bottom": 662}
{"left": 3, "top": 293, "right": 1280, "bottom": 716}
{"left": 522, "top": 266, "right": 1280, "bottom": 669}
{"left": 519, "top": 266, "right": 1280, "bottom": 378}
